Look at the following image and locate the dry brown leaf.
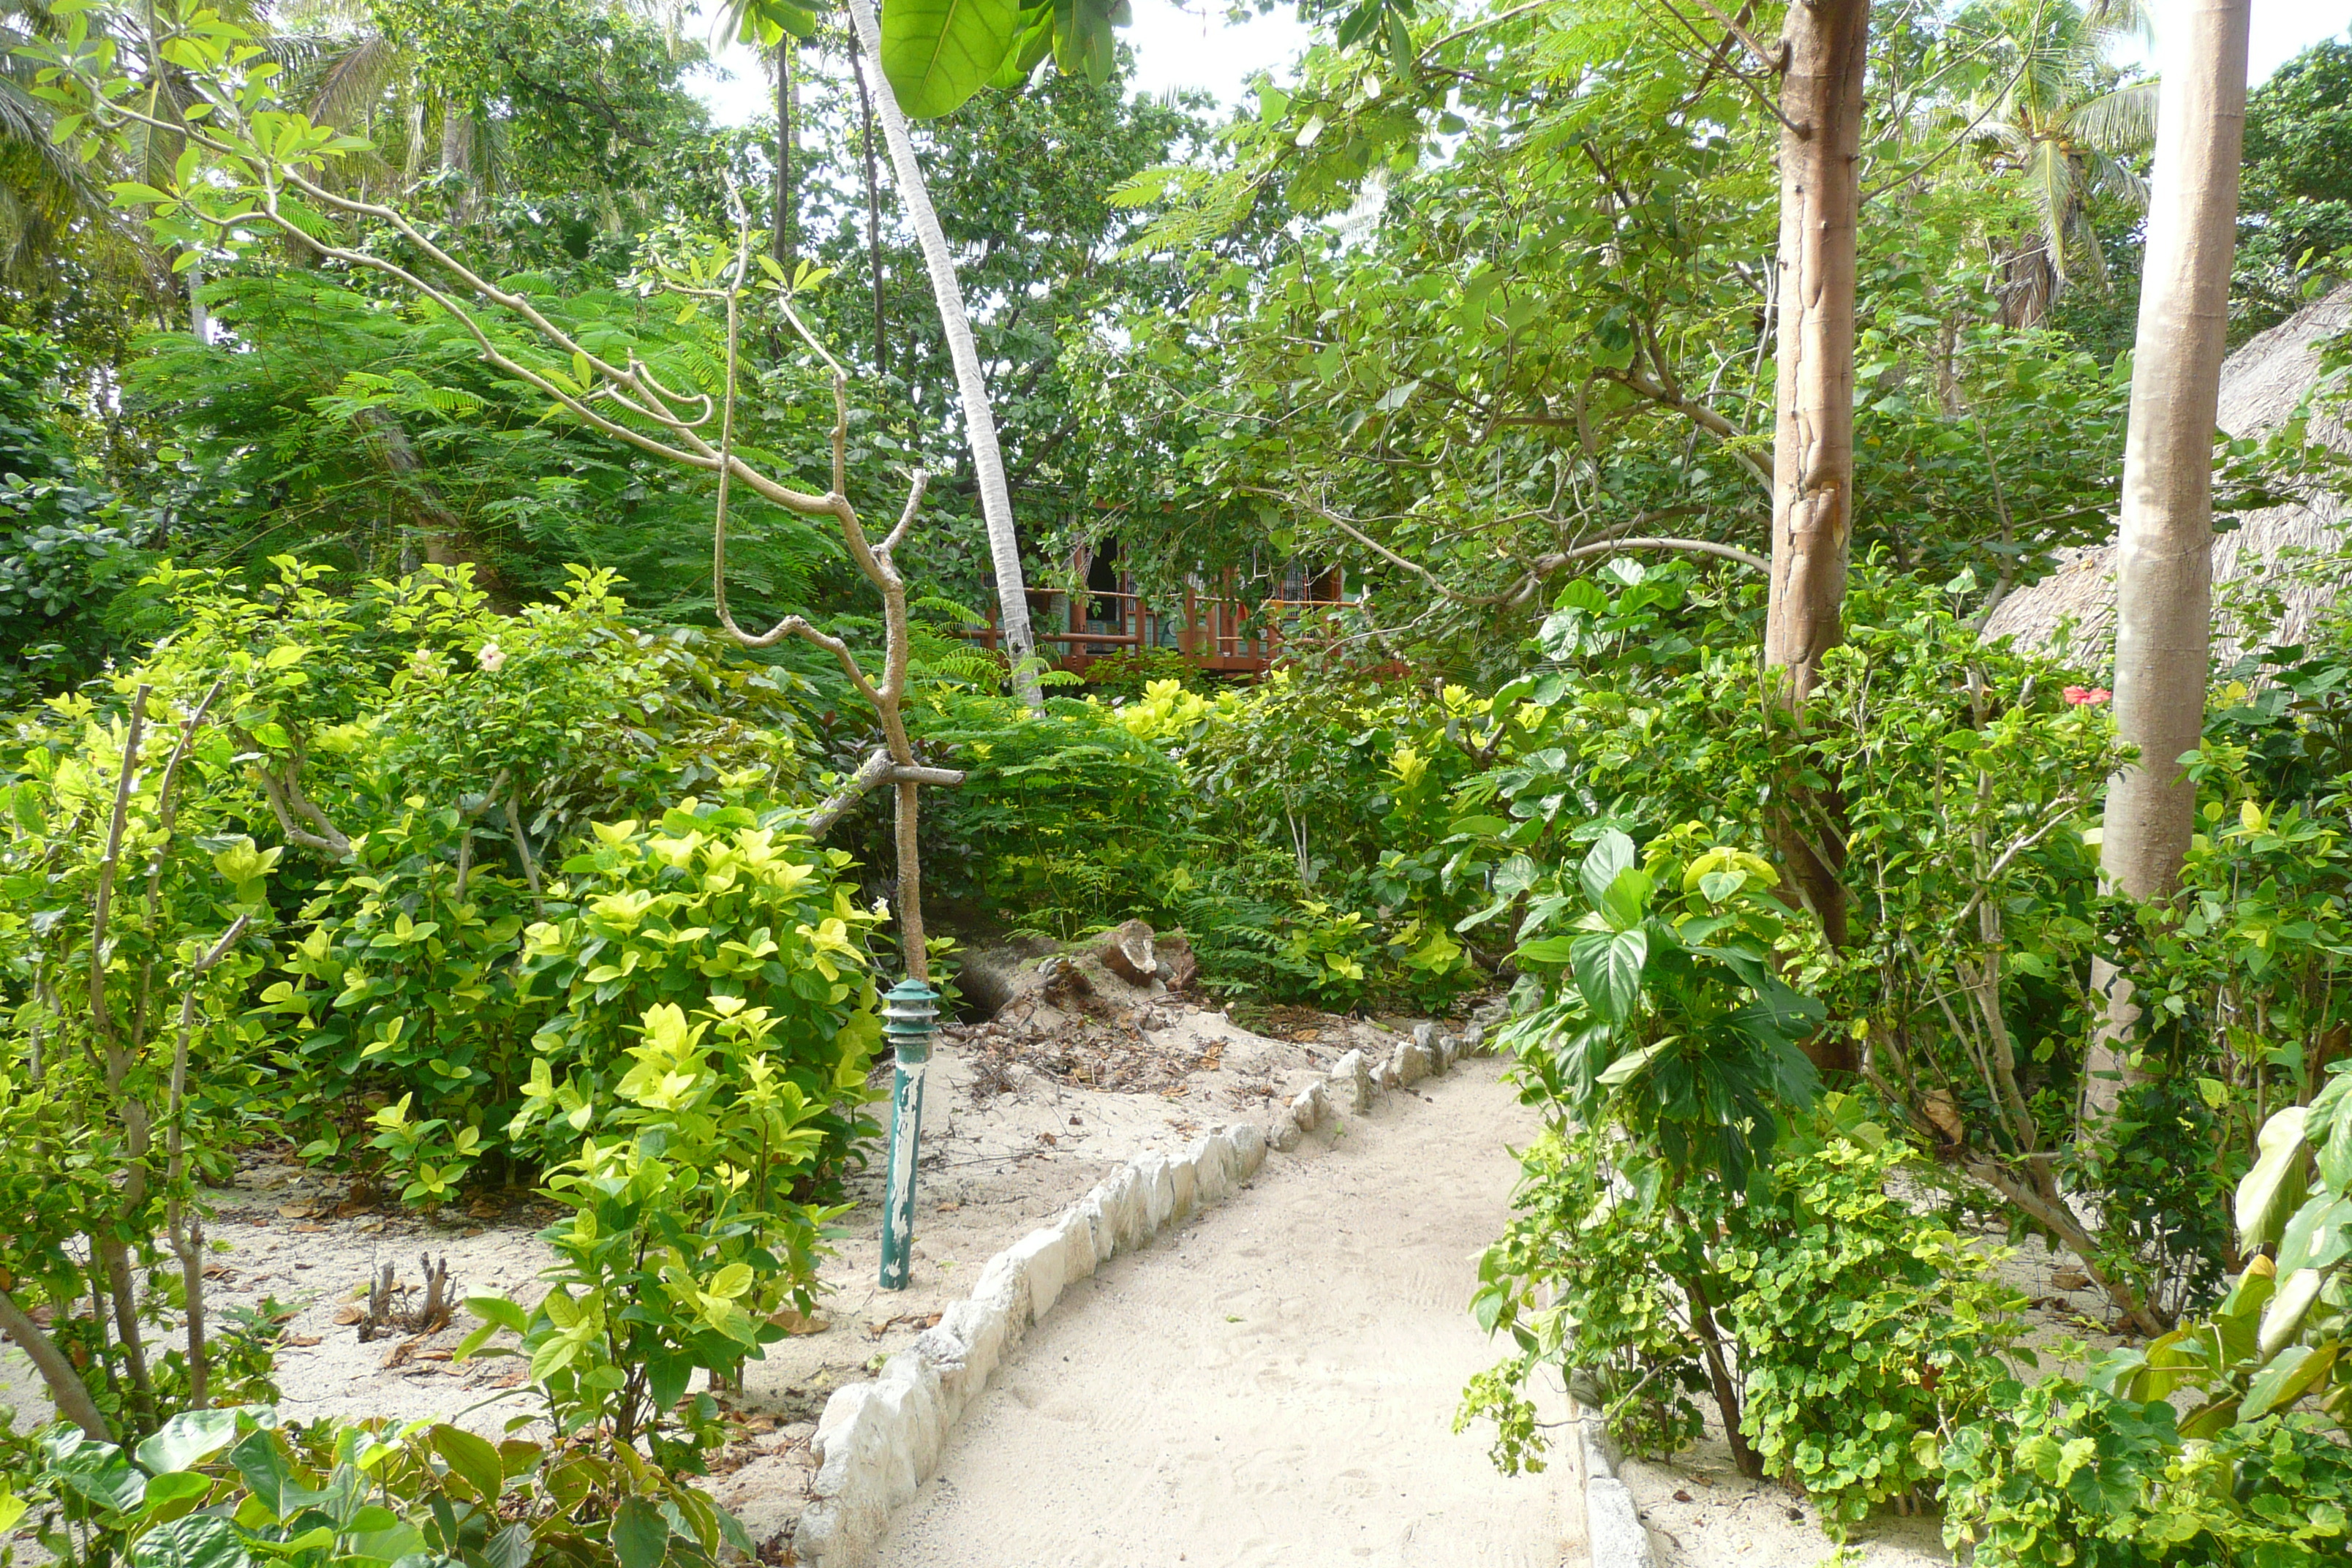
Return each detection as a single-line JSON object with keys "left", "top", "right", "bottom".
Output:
{"left": 769, "top": 1308, "right": 832, "bottom": 1336}
{"left": 292, "top": 1222, "right": 326, "bottom": 1235}
{"left": 1921, "top": 1090, "right": 1965, "bottom": 1145}
{"left": 281, "top": 1333, "right": 323, "bottom": 1348}
{"left": 276, "top": 1204, "right": 317, "bottom": 1220}
{"left": 380, "top": 1341, "right": 415, "bottom": 1370}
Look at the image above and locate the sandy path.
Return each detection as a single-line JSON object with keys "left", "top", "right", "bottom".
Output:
{"left": 870, "top": 1057, "right": 1580, "bottom": 1568}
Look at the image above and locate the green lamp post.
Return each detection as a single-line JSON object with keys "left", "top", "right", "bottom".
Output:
{"left": 877, "top": 976, "right": 939, "bottom": 1290}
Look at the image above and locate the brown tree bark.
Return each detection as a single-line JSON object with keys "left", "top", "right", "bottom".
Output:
{"left": 2085, "top": 0, "right": 2251, "bottom": 1118}
{"left": 1763, "top": 0, "right": 1869, "bottom": 701}
{"left": 1762, "top": 0, "right": 1869, "bottom": 1008}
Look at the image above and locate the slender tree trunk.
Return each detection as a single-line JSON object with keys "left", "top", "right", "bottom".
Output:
{"left": 842, "top": 0, "right": 1045, "bottom": 711}
{"left": 2085, "top": 0, "right": 2251, "bottom": 1118}
{"left": 185, "top": 258, "right": 211, "bottom": 345}
{"left": 852, "top": 51, "right": 889, "bottom": 378}
{"left": 0, "top": 1289, "right": 110, "bottom": 1439}
{"left": 1764, "top": 0, "right": 1869, "bottom": 701}
{"left": 771, "top": 37, "right": 795, "bottom": 272}
{"left": 1761, "top": 0, "right": 1869, "bottom": 985}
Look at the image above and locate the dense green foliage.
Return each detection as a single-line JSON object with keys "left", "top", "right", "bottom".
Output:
{"left": 6, "top": 0, "right": 2352, "bottom": 1558}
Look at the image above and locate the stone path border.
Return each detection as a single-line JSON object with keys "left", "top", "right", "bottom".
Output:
{"left": 791, "top": 1017, "right": 1500, "bottom": 1567}
{"left": 1574, "top": 1403, "right": 1657, "bottom": 1568}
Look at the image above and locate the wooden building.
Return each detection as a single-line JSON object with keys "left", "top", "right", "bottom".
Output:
{"left": 968, "top": 543, "right": 1355, "bottom": 678}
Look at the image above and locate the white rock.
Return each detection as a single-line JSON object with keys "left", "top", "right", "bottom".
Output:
{"left": 1328, "top": 1049, "right": 1372, "bottom": 1112}
{"left": 1221, "top": 1119, "right": 1267, "bottom": 1178}
{"left": 1586, "top": 1477, "right": 1656, "bottom": 1567}
{"left": 1100, "top": 1164, "right": 1147, "bottom": 1252}
{"left": 1436, "top": 1032, "right": 1461, "bottom": 1069}
{"left": 1058, "top": 1202, "right": 1102, "bottom": 1280}
{"left": 1291, "top": 1079, "right": 1327, "bottom": 1131}
{"left": 1188, "top": 1134, "right": 1233, "bottom": 1205}
{"left": 1167, "top": 1150, "right": 1198, "bottom": 1221}
{"left": 1006, "top": 1227, "right": 1070, "bottom": 1320}
{"left": 1267, "top": 1116, "right": 1303, "bottom": 1153}
{"left": 1397, "top": 1042, "right": 1433, "bottom": 1088}
{"left": 912, "top": 1309, "right": 985, "bottom": 1427}
{"left": 808, "top": 1379, "right": 870, "bottom": 1471}
{"left": 874, "top": 1352, "right": 944, "bottom": 1501}
{"left": 1462, "top": 1021, "right": 1486, "bottom": 1055}
{"left": 1377, "top": 1054, "right": 1402, "bottom": 1090}
{"left": 799, "top": 1384, "right": 892, "bottom": 1565}
{"left": 972, "top": 1247, "right": 1034, "bottom": 1346}
{"left": 1135, "top": 1152, "right": 1177, "bottom": 1236}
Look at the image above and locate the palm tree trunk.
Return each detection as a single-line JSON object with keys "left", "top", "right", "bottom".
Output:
{"left": 852, "top": 50, "right": 889, "bottom": 379}
{"left": 1763, "top": 0, "right": 1869, "bottom": 977}
{"left": 2086, "top": 0, "right": 2251, "bottom": 1117}
{"left": 842, "top": 0, "right": 1044, "bottom": 711}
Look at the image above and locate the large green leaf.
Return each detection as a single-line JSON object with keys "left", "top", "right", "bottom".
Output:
{"left": 987, "top": 2, "right": 1054, "bottom": 90}
{"left": 1572, "top": 927, "right": 1646, "bottom": 1024}
{"left": 135, "top": 1409, "right": 243, "bottom": 1476}
{"left": 2239, "top": 1341, "right": 2335, "bottom": 1421}
{"left": 879, "top": 0, "right": 1020, "bottom": 119}
{"left": 1596, "top": 867, "right": 1651, "bottom": 932}
{"left": 48, "top": 1434, "right": 146, "bottom": 1515}
{"left": 1050, "top": 0, "right": 1126, "bottom": 82}
{"left": 137, "top": 1471, "right": 216, "bottom": 1526}
{"left": 131, "top": 1512, "right": 250, "bottom": 1568}
{"left": 612, "top": 1497, "right": 671, "bottom": 1568}
{"left": 429, "top": 1425, "right": 505, "bottom": 1506}
{"left": 2258, "top": 1266, "right": 2325, "bottom": 1359}
{"left": 1577, "top": 829, "right": 1635, "bottom": 909}
{"left": 2276, "top": 1194, "right": 2352, "bottom": 1275}
{"left": 2236, "top": 1105, "right": 2311, "bottom": 1248}
{"left": 227, "top": 1431, "right": 293, "bottom": 1519}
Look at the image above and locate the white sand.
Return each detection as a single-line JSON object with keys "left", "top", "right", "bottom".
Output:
{"left": 868, "top": 1057, "right": 1580, "bottom": 1568}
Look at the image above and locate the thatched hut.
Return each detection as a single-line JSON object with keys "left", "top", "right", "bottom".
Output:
{"left": 1982, "top": 282, "right": 2352, "bottom": 672}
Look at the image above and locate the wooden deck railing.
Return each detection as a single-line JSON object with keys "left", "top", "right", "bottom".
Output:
{"left": 965, "top": 587, "right": 1354, "bottom": 676}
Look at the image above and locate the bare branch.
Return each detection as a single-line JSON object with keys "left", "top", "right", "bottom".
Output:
{"left": 1598, "top": 366, "right": 1772, "bottom": 489}
{"left": 251, "top": 755, "right": 353, "bottom": 858}
{"left": 1539, "top": 536, "right": 1769, "bottom": 573}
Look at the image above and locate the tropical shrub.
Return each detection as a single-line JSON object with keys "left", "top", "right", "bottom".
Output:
{"left": 1722, "top": 1125, "right": 2024, "bottom": 1524}
{"left": 514, "top": 799, "right": 886, "bottom": 1186}
{"left": 0, "top": 681, "right": 277, "bottom": 1443}
{"left": 1940, "top": 1376, "right": 2352, "bottom": 1567}
{"left": 466, "top": 992, "right": 849, "bottom": 1466}
{"left": 14, "top": 1404, "right": 751, "bottom": 1568}
{"left": 1462, "top": 1093, "right": 2024, "bottom": 1525}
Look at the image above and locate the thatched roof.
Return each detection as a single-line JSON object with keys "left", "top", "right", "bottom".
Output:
{"left": 1980, "top": 282, "right": 2352, "bottom": 674}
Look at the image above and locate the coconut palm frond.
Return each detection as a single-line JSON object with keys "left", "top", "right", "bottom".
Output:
{"left": 2022, "top": 136, "right": 2075, "bottom": 279}
{"left": 2070, "top": 78, "right": 2157, "bottom": 155}
{"left": 2063, "top": 204, "right": 2110, "bottom": 293}
{"left": 2081, "top": 0, "right": 2152, "bottom": 48}
{"left": 304, "top": 32, "right": 400, "bottom": 129}
{"left": 2083, "top": 148, "right": 2147, "bottom": 210}
{"left": 259, "top": 29, "right": 343, "bottom": 79}
{"left": 1, "top": 64, "right": 110, "bottom": 224}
